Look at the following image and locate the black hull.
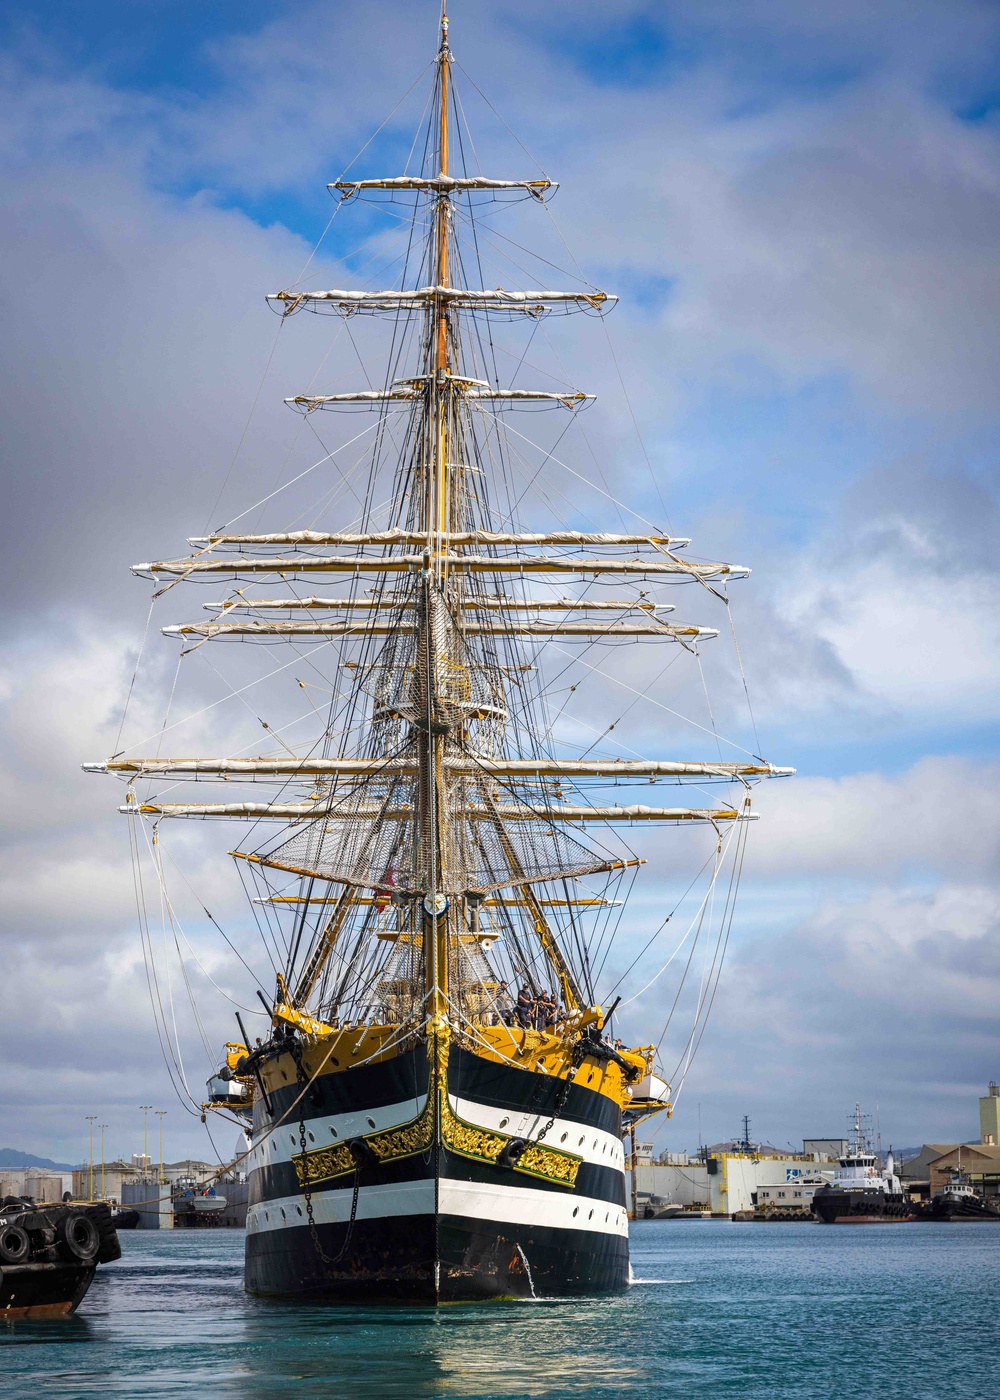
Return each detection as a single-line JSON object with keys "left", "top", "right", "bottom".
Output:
{"left": 0, "top": 1203, "right": 120, "bottom": 1318}
{"left": 0, "top": 1262, "right": 97, "bottom": 1319}
{"left": 246, "top": 1210, "right": 628, "bottom": 1301}
{"left": 924, "top": 1196, "right": 1000, "bottom": 1222}
{"left": 245, "top": 1041, "right": 630, "bottom": 1300}
{"left": 812, "top": 1187, "right": 913, "bottom": 1223}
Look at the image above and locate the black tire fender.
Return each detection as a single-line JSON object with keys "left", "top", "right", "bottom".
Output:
{"left": 499, "top": 1137, "right": 528, "bottom": 1169}
{"left": 346, "top": 1138, "right": 379, "bottom": 1170}
{"left": 57, "top": 1211, "right": 100, "bottom": 1262}
{"left": 0, "top": 1222, "right": 31, "bottom": 1264}
{"left": 88, "top": 1203, "right": 122, "bottom": 1263}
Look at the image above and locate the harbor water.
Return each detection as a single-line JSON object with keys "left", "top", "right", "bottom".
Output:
{"left": 2, "top": 1221, "right": 995, "bottom": 1398}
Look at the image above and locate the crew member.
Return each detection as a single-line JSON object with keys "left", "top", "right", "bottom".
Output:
{"left": 516, "top": 983, "right": 535, "bottom": 1029}
{"left": 493, "top": 981, "right": 513, "bottom": 1026}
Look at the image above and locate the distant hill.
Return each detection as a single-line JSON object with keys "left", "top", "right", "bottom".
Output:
{"left": 0, "top": 1148, "right": 77, "bottom": 1171}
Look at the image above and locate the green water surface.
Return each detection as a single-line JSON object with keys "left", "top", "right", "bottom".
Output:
{"left": 2, "top": 1220, "right": 996, "bottom": 1399}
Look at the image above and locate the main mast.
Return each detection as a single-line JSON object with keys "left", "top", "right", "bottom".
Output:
{"left": 423, "top": 5, "right": 454, "bottom": 1029}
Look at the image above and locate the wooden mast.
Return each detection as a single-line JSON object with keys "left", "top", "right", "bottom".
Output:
{"left": 424, "top": 4, "right": 453, "bottom": 1030}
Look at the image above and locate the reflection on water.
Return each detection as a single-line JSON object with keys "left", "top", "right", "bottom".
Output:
{"left": 3, "top": 1223, "right": 996, "bottom": 1399}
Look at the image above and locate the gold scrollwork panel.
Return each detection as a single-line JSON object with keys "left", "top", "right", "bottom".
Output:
{"left": 440, "top": 1095, "right": 582, "bottom": 1189}
{"left": 292, "top": 1098, "right": 434, "bottom": 1188}
{"left": 290, "top": 1051, "right": 584, "bottom": 1193}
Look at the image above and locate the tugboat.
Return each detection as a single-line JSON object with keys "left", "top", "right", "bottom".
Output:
{"left": 812, "top": 1107, "right": 913, "bottom": 1223}
{"left": 0, "top": 1198, "right": 121, "bottom": 1318}
{"left": 924, "top": 1169, "right": 1000, "bottom": 1221}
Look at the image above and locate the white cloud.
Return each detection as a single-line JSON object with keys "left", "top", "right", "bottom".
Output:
{"left": 2, "top": 1, "right": 1000, "bottom": 1159}
{"left": 748, "top": 756, "right": 1000, "bottom": 879}
{"left": 674, "top": 877, "right": 1000, "bottom": 1145}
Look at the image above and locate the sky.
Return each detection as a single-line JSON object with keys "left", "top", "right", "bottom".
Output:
{"left": 1, "top": 0, "right": 999, "bottom": 1168}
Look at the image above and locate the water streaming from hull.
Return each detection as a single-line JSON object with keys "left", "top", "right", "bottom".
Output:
{"left": 514, "top": 1243, "right": 537, "bottom": 1299}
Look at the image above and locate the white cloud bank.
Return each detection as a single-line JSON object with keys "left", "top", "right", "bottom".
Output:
{"left": 1, "top": 0, "right": 999, "bottom": 1158}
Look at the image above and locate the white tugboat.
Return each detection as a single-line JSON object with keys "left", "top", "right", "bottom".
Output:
{"left": 812, "top": 1105, "right": 912, "bottom": 1223}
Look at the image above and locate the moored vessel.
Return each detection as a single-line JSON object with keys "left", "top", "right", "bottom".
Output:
{"left": 173, "top": 1182, "right": 228, "bottom": 1227}
{"left": 643, "top": 1200, "right": 686, "bottom": 1220}
{"left": 923, "top": 1170, "right": 1000, "bottom": 1221}
{"left": 87, "top": 6, "right": 791, "bottom": 1301}
{"left": 812, "top": 1107, "right": 913, "bottom": 1223}
{"left": 0, "top": 1199, "right": 121, "bottom": 1319}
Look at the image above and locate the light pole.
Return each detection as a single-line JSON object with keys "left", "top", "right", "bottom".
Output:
{"left": 156, "top": 1110, "right": 167, "bottom": 1183}
{"left": 99, "top": 1124, "right": 108, "bottom": 1201}
{"left": 86, "top": 1116, "right": 97, "bottom": 1200}
{"left": 140, "top": 1105, "right": 152, "bottom": 1175}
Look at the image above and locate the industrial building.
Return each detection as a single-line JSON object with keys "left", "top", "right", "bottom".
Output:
{"left": 900, "top": 1083, "right": 1000, "bottom": 1201}
{"left": 631, "top": 1137, "right": 839, "bottom": 1217}
{"left": 0, "top": 1168, "right": 74, "bottom": 1203}
{"left": 68, "top": 1158, "right": 218, "bottom": 1204}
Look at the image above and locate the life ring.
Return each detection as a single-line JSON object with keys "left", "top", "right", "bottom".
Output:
{"left": 57, "top": 1211, "right": 100, "bottom": 1262}
{"left": 0, "top": 1222, "right": 30, "bottom": 1264}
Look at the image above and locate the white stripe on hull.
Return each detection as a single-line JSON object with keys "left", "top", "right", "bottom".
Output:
{"left": 449, "top": 1094, "right": 625, "bottom": 1171}
{"left": 442, "top": 1177, "right": 628, "bottom": 1237}
{"left": 246, "top": 1178, "right": 628, "bottom": 1239}
{"left": 249, "top": 1093, "right": 624, "bottom": 1177}
{"left": 248, "top": 1095, "right": 425, "bottom": 1173}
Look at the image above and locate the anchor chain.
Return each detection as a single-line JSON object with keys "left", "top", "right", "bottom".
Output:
{"left": 534, "top": 1041, "right": 586, "bottom": 1146}
{"left": 290, "top": 1038, "right": 341, "bottom": 1268}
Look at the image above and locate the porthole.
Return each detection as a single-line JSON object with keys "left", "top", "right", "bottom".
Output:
{"left": 605, "top": 1213, "right": 610, "bottom": 1223}
{"left": 578, "top": 1135, "right": 585, "bottom": 1147}
{"left": 330, "top": 1127, "right": 338, "bottom": 1137}
{"left": 281, "top": 1070, "right": 288, "bottom": 1082}
{"left": 588, "top": 1209, "right": 594, "bottom": 1220}
{"left": 592, "top": 1139, "right": 598, "bottom": 1150}
{"left": 264, "top": 1211, "right": 269, "bottom": 1222}
{"left": 296, "top": 1206, "right": 303, "bottom": 1217}
{"left": 280, "top": 1208, "right": 286, "bottom": 1221}
{"left": 367, "top": 1117, "right": 376, "bottom": 1130}
{"left": 289, "top": 1134, "right": 296, "bottom": 1146}
{"left": 307, "top": 1131, "right": 315, "bottom": 1142}
{"left": 499, "top": 1117, "right": 509, "bottom": 1129}
{"left": 331, "top": 1056, "right": 340, "bottom": 1066}
{"left": 572, "top": 1206, "right": 579, "bottom": 1218}
{"left": 560, "top": 1132, "right": 568, "bottom": 1143}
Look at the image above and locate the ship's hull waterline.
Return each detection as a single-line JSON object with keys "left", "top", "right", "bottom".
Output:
{"left": 811, "top": 1188, "right": 914, "bottom": 1224}
{"left": 245, "top": 1042, "right": 630, "bottom": 1300}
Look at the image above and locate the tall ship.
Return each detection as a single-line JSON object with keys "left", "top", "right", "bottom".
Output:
{"left": 812, "top": 1106, "right": 912, "bottom": 1223}
{"left": 87, "top": 9, "right": 790, "bottom": 1300}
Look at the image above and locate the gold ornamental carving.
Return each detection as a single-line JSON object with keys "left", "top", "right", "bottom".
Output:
{"left": 291, "top": 1039, "right": 583, "bottom": 1191}
{"left": 292, "top": 1098, "right": 435, "bottom": 1187}
{"left": 440, "top": 1099, "right": 582, "bottom": 1187}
